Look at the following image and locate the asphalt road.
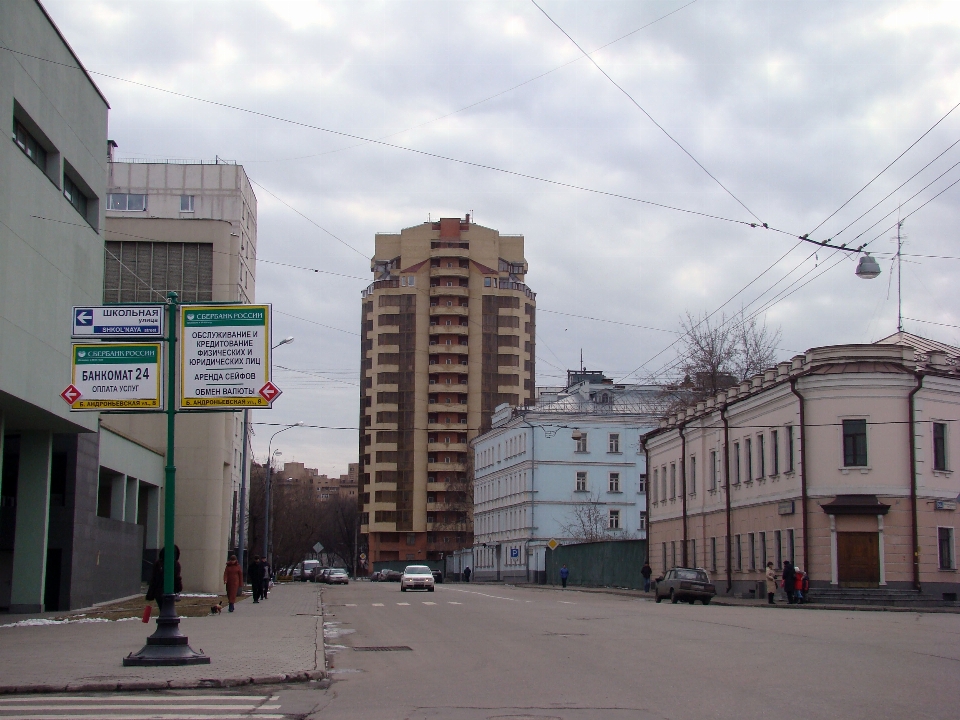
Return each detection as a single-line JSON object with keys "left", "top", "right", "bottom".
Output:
{"left": 274, "top": 582, "right": 958, "bottom": 720}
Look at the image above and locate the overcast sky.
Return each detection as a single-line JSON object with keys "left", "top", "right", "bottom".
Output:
{"left": 43, "top": 0, "right": 960, "bottom": 474}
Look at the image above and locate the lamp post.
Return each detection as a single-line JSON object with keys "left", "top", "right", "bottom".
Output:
{"left": 238, "top": 337, "right": 293, "bottom": 581}
{"left": 264, "top": 421, "right": 303, "bottom": 566}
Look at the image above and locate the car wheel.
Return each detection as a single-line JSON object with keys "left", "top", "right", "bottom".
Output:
{"left": 702, "top": 597, "right": 711, "bottom": 605}
{"left": 670, "top": 589, "right": 678, "bottom": 604}
{"left": 655, "top": 593, "right": 662, "bottom": 603}
{"left": 428, "top": 587, "right": 435, "bottom": 592}
{"left": 688, "top": 598, "right": 695, "bottom": 605}
{"left": 401, "top": 586, "right": 406, "bottom": 592}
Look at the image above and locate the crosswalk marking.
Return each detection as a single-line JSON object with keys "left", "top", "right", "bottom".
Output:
{"left": 448, "top": 601, "right": 461, "bottom": 604}
{"left": 372, "top": 603, "right": 384, "bottom": 606}
{"left": 397, "top": 602, "right": 410, "bottom": 606}
{"left": 422, "top": 602, "right": 436, "bottom": 605}
{"left": 0, "top": 691, "right": 283, "bottom": 719}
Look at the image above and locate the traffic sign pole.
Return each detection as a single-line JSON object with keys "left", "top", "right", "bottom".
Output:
{"left": 124, "top": 292, "right": 209, "bottom": 667}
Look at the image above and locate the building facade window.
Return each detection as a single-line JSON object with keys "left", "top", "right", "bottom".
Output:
{"left": 638, "top": 473, "right": 646, "bottom": 493}
{"left": 843, "top": 419, "right": 868, "bottom": 466}
{"left": 639, "top": 511, "right": 647, "bottom": 532}
{"left": 670, "top": 463, "right": 676, "bottom": 498}
{"left": 180, "top": 194, "right": 195, "bottom": 212}
{"left": 576, "top": 433, "right": 588, "bottom": 453}
{"left": 661, "top": 466, "right": 667, "bottom": 501}
{"left": 608, "top": 509, "right": 621, "bottom": 530}
{"left": 651, "top": 469, "right": 658, "bottom": 502}
{"left": 662, "top": 542, "right": 668, "bottom": 571}
{"left": 748, "top": 532, "right": 756, "bottom": 570}
{"left": 933, "top": 422, "right": 948, "bottom": 471}
{"left": 689, "top": 538, "right": 696, "bottom": 567}
{"left": 709, "top": 450, "right": 717, "bottom": 490}
{"left": 13, "top": 119, "right": 47, "bottom": 171}
{"left": 671, "top": 541, "right": 677, "bottom": 568}
{"left": 745, "top": 438, "right": 753, "bottom": 481}
{"left": 710, "top": 537, "right": 717, "bottom": 572}
{"left": 735, "top": 534, "right": 742, "bottom": 571}
{"left": 689, "top": 456, "right": 696, "bottom": 495}
{"left": 63, "top": 174, "right": 88, "bottom": 219}
{"left": 734, "top": 442, "right": 741, "bottom": 484}
{"left": 758, "top": 434, "right": 766, "bottom": 478}
{"left": 759, "top": 531, "right": 767, "bottom": 568}
{"left": 608, "top": 472, "right": 620, "bottom": 493}
{"left": 576, "top": 471, "right": 587, "bottom": 492}
{"left": 938, "top": 527, "right": 955, "bottom": 570}
{"left": 107, "top": 192, "right": 146, "bottom": 211}
{"left": 608, "top": 433, "right": 620, "bottom": 453}
{"left": 786, "top": 426, "right": 795, "bottom": 472}
{"left": 771, "top": 429, "right": 780, "bottom": 475}
{"left": 775, "top": 530, "right": 782, "bottom": 567}
{"left": 787, "top": 529, "right": 796, "bottom": 564}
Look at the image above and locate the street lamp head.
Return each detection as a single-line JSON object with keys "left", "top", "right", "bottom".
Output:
{"left": 855, "top": 253, "right": 881, "bottom": 280}
{"left": 295, "top": 421, "right": 304, "bottom": 426}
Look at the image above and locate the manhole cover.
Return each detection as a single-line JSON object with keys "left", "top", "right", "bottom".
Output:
{"left": 353, "top": 646, "right": 412, "bottom": 652}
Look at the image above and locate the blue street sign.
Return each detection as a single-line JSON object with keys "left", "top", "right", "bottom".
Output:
{"left": 72, "top": 305, "right": 165, "bottom": 339}
{"left": 510, "top": 547, "right": 519, "bottom": 558}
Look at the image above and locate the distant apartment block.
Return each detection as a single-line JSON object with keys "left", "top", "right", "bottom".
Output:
{"left": 359, "top": 216, "right": 536, "bottom": 567}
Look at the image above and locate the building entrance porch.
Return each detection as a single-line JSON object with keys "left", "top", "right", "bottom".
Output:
{"left": 837, "top": 531, "right": 880, "bottom": 587}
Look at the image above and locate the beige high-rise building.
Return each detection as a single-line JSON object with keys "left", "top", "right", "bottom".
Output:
{"left": 359, "top": 215, "right": 536, "bottom": 566}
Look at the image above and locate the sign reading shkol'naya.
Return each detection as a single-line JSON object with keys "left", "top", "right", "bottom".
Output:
{"left": 72, "top": 305, "right": 165, "bottom": 338}
{"left": 180, "top": 304, "right": 274, "bottom": 408}
{"left": 69, "top": 343, "right": 162, "bottom": 410}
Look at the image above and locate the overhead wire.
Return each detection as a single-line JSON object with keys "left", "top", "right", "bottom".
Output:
{"left": 530, "top": 0, "right": 762, "bottom": 224}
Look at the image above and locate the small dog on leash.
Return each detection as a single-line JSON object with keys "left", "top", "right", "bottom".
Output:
{"left": 210, "top": 602, "right": 223, "bottom": 615}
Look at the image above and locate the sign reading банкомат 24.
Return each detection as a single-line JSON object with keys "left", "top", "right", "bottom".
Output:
{"left": 69, "top": 343, "right": 162, "bottom": 410}
{"left": 180, "top": 304, "right": 277, "bottom": 408}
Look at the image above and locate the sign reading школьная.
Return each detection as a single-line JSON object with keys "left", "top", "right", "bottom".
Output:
{"left": 180, "top": 304, "right": 274, "bottom": 408}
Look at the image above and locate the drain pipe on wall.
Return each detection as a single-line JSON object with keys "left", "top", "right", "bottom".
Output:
{"left": 789, "top": 378, "right": 810, "bottom": 571}
{"left": 908, "top": 373, "right": 924, "bottom": 592}
{"left": 521, "top": 417, "right": 537, "bottom": 584}
{"left": 679, "top": 424, "right": 688, "bottom": 567}
{"left": 720, "top": 406, "right": 732, "bottom": 594}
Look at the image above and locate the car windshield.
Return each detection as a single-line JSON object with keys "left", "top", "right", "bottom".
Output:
{"left": 330, "top": 569, "right": 347, "bottom": 575}
{"left": 676, "top": 569, "right": 707, "bottom": 581}
{"left": 404, "top": 566, "right": 431, "bottom": 575}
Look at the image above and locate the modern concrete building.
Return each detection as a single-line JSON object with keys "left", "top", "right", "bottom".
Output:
{"left": 98, "top": 160, "right": 258, "bottom": 592}
{"left": 645, "top": 334, "right": 960, "bottom": 601}
{"left": 359, "top": 215, "right": 536, "bottom": 567}
{"left": 472, "top": 372, "right": 660, "bottom": 582}
{"left": 1, "top": 0, "right": 164, "bottom": 612}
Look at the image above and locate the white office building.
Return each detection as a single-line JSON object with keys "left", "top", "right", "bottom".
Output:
{"left": 471, "top": 371, "right": 661, "bottom": 582}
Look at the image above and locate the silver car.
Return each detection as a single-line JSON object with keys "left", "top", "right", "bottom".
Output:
{"left": 655, "top": 567, "right": 716, "bottom": 605}
{"left": 400, "top": 565, "right": 435, "bottom": 592}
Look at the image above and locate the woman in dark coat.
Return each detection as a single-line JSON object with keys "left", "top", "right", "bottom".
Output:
{"left": 223, "top": 555, "right": 243, "bottom": 612}
{"left": 146, "top": 545, "right": 183, "bottom": 614}
{"left": 782, "top": 561, "right": 796, "bottom": 604}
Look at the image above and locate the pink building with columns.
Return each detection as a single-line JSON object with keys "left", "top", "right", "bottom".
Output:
{"left": 644, "top": 334, "right": 959, "bottom": 601}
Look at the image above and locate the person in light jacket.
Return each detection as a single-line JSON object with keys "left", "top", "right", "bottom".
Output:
{"left": 765, "top": 562, "right": 778, "bottom": 604}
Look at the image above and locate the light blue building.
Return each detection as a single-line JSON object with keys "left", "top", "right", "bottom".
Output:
{"left": 472, "top": 372, "right": 661, "bottom": 582}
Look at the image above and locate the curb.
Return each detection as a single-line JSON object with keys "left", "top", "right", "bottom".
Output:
{"left": 0, "top": 669, "right": 327, "bottom": 696}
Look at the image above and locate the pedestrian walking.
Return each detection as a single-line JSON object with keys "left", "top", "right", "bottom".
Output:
{"left": 559, "top": 564, "right": 569, "bottom": 589}
{"left": 145, "top": 545, "right": 182, "bottom": 615}
{"left": 765, "top": 561, "right": 778, "bottom": 604}
{"left": 262, "top": 561, "right": 271, "bottom": 599}
{"left": 463, "top": 566, "right": 471, "bottom": 583}
{"left": 782, "top": 561, "right": 796, "bottom": 604}
{"left": 794, "top": 568, "right": 805, "bottom": 603}
{"left": 800, "top": 568, "right": 810, "bottom": 602}
{"left": 641, "top": 561, "right": 653, "bottom": 593}
{"left": 248, "top": 555, "right": 264, "bottom": 603}
{"left": 223, "top": 554, "right": 242, "bottom": 612}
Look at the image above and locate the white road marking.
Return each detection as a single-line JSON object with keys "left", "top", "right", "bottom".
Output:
{"left": 345, "top": 603, "right": 357, "bottom": 607}
{"left": 372, "top": 603, "right": 384, "bottom": 607}
{"left": 559, "top": 601, "right": 576, "bottom": 604}
{"left": 439, "top": 587, "right": 521, "bottom": 602}
{"left": 422, "top": 601, "right": 436, "bottom": 605}
{"left": 447, "top": 602, "right": 461, "bottom": 605}
{"left": 397, "top": 602, "right": 410, "bottom": 606}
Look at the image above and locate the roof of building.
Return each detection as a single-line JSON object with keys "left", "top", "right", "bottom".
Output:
{"left": 876, "top": 331, "right": 960, "bottom": 358}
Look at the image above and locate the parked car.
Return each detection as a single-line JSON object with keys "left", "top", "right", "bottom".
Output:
{"left": 292, "top": 566, "right": 302, "bottom": 581}
{"left": 654, "top": 567, "right": 716, "bottom": 605}
{"left": 370, "top": 570, "right": 382, "bottom": 582}
{"left": 315, "top": 567, "right": 332, "bottom": 583}
{"left": 380, "top": 569, "right": 402, "bottom": 582}
{"left": 327, "top": 568, "right": 350, "bottom": 585}
{"left": 400, "top": 565, "right": 435, "bottom": 592}
{"left": 300, "top": 560, "right": 320, "bottom": 582}
{"left": 431, "top": 570, "right": 443, "bottom": 584}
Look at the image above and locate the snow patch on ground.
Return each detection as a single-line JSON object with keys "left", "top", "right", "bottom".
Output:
{"left": 0, "top": 616, "right": 139, "bottom": 628}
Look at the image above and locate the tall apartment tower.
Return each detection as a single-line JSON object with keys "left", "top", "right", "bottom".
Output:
{"left": 359, "top": 215, "right": 536, "bottom": 566}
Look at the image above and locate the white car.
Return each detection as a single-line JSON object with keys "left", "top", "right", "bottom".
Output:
{"left": 400, "top": 565, "right": 435, "bottom": 592}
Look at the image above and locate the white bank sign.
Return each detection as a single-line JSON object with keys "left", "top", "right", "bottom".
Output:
{"left": 180, "top": 304, "right": 277, "bottom": 408}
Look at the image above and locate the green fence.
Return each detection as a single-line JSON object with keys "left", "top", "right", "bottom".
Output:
{"left": 544, "top": 539, "right": 648, "bottom": 590}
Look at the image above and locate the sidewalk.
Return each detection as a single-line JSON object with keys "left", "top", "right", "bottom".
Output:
{"left": 0, "top": 582, "right": 326, "bottom": 694}
{"left": 512, "top": 582, "right": 960, "bottom": 613}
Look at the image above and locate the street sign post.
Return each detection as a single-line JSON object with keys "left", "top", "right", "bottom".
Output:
{"left": 312, "top": 542, "right": 324, "bottom": 554}
{"left": 68, "top": 343, "right": 162, "bottom": 410}
{"left": 179, "top": 304, "right": 275, "bottom": 408}
{"left": 72, "top": 305, "right": 164, "bottom": 338}
{"left": 547, "top": 538, "right": 560, "bottom": 551}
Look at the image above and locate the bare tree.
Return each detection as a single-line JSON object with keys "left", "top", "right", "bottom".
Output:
{"left": 661, "top": 311, "right": 781, "bottom": 410}
{"left": 560, "top": 492, "right": 613, "bottom": 543}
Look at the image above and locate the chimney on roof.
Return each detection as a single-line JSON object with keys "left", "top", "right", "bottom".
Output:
{"left": 107, "top": 139, "right": 118, "bottom": 162}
